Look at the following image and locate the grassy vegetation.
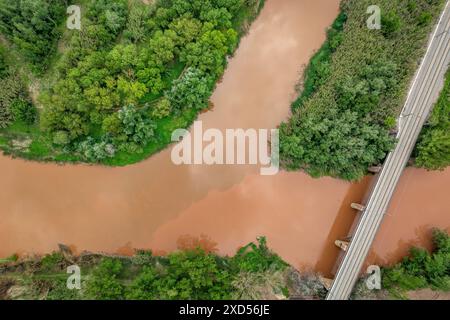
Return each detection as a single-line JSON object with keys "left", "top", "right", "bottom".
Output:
{"left": 382, "top": 229, "right": 450, "bottom": 299}
{"left": 292, "top": 11, "right": 347, "bottom": 111}
{"left": 414, "top": 68, "right": 450, "bottom": 170}
{"left": 280, "top": 0, "right": 446, "bottom": 180}
{"left": 0, "top": 0, "right": 266, "bottom": 166}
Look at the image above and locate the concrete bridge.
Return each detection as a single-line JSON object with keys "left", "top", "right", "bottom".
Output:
{"left": 326, "top": 1, "right": 450, "bottom": 300}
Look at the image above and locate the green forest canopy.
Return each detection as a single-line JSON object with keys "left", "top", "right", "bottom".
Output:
{"left": 280, "top": 0, "right": 447, "bottom": 180}
{"left": 415, "top": 69, "right": 450, "bottom": 171}
{"left": 0, "top": 0, "right": 263, "bottom": 164}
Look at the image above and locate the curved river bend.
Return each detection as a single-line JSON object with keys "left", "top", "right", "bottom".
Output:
{"left": 0, "top": 0, "right": 448, "bottom": 277}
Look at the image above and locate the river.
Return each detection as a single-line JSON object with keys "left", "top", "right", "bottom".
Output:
{"left": 0, "top": 0, "right": 448, "bottom": 277}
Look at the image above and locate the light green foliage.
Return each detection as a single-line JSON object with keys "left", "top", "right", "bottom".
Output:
{"left": 281, "top": 0, "right": 445, "bottom": 180}
{"left": 231, "top": 237, "right": 288, "bottom": 273}
{"left": 152, "top": 97, "right": 172, "bottom": 119}
{"left": 86, "top": 258, "right": 125, "bottom": 300}
{"left": 40, "top": 252, "right": 64, "bottom": 272}
{"left": 415, "top": 69, "right": 450, "bottom": 170}
{"left": 77, "top": 137, "right": 116, "bottom": 162}
{"left": 52, "top": 131, "right": 70, "bottom": 146}
{"left": 128, "top": 249, "right": 232, "bottom": 300}
{"left": 124, "top": 1, "right": 155, "bottom": 43}
{"left": 117, "top": 104, "right": 156, "bottom": 147}
{"left": 0, "top": 74, "right": 23, "bottom": 129}
{"left": 168, "top": 67, "right": 214, "bottom": 111}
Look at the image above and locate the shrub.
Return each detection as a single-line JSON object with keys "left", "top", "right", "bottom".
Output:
{"left": 53, "top": 131, "right": 70, "bottom": 146}
{"left": 117, "top": 104, "right": 156, "bottom": 146}
{"left": 152, "top": 97, "right": 172, "bottom": 119}
{"left": 0, "top": 46, "right": 8, "bottom": 78}
{"left": 40, "top": 252, "right": 65, "bottom": 272}
{"left": 382, "top": 11, "right": 402, "bottom": 37}
{"left": 0, "top": 74, "right": 23, "bottom": 128}
{"left": 168, "top": 68, "right": 214, "bottom": 111}
{"left": 415, "top": 69, "right": 450, "bottom": 170}
{"left": 382, "top": 229, "right": 450, "bottom": 292}
{"left": 128, "top": 249, "right": 232, "bottom": 300}
{"left": 86, "top": 258, "right": 125, "bottom": 300}
{"left": 77, "top": 137, "right": 116, "bottom": 162}
{"left": 231, "top": 237, "right": 288, "bottom": 273}
{"left": 10, "top": 99, "right": 36, "bottom": 124}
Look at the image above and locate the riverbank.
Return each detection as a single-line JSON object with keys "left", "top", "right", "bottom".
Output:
{"left": 2, "top": 229, "right": 448, "bottom": 300}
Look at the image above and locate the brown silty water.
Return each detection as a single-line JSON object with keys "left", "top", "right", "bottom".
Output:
{"left": 0, "top": 0, "right": 448, "bottom": 277}
{"left": 367, "top": 167, "right": 450, "bottom": 267}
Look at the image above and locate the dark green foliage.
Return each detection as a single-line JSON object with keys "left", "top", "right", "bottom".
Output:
{"left": 281, "top": 0, "right": 445, "bottom": 180}
{"left": 10, "top": 99, "right": 36, "bottom": 124}
{"left": 115, "top": 104, "right": 157, "bottom": 152}
{"left": 231, "top": 236, "right": 288, "bottom": 273}
{"left": 0, "top": 0, "right": 66, "bottom": 71}
{"left": 40, "top": 252, "right": 65, "bottom": 272}
{"left": 381, "top": 11, "right": 402, "bottom": 37}
{"left": 415, "top": 69, "right": 450, "bottom": 170}
{"left": 168, "top": 68, "right": 214, "bottom": 111}
{"left": 80, "top": 237, "right": 288, "bottom": 300}
{"left": 383, "top": 229, "right": 450, "bottom": 292}
{"left": 0, "top": 74, "right": 23, "bottom": 129}
{"left": 0, "top": 45, "right": 7, "bottom": 78}
{"left": 280, "top": 110, "right": 394, "bottom": 180}
{"left": 124, "top": 0, "right": 156, "bottom": 43}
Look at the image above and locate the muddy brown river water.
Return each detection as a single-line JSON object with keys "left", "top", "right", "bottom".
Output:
{"left": 0, "top": 0, "right": 448, "bottom": 277}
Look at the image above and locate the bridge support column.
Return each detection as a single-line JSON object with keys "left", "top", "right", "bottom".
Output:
{"left": 351, "top": 203, "right": 365, "bottom": 211}
{"left": 368, "top": 166, "right": 382, "bottom": 173}
{"left": 319, "top": 276, "right": 334, "bottom": 291}
{"left": 335, "top": 240, "right": 349, "bottom": 252}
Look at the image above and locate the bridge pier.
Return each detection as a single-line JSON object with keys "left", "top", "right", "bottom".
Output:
{"left": 334, "top": 240, "right": 349, "bottom": 252}
{"left": 351, "top": 203, "right": 365, "bottom": 212}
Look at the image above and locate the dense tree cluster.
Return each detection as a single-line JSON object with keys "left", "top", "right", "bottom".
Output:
{"left": 83, "top": 237, "right": 287, "bottom": 300}
{"left": 415, "top": 69, "right": 450, "bottom": 170}
{"left": 280, "top": 0, "right": 445, "bottom": 180}
{"left": 0, "top": 0, "right": 66, "bottom": 71}
{"left": 0, "top": 46, "right": 35, "bottom": 129}
{"left": 34, "top": 0, "right": 251, "bottom": 162}
{"left": 383, "top": 229, "right": 450, "bottom": 292}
